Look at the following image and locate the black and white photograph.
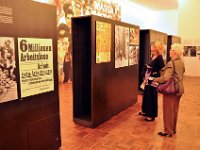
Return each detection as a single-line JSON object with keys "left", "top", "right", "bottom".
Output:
{"left": 130, "top": 28, "right": 139, "bottom": 45}
{"left": 115, "top": 25, "right": 129, "bottom": 68}
{"left": 128, "top": 45, "right": 139, "bottom": 65}
{"left": 0, "top": 37, "right": 18, "bottom": 103}
{"left": 183, "top": 46, "right": 198, "bottom": 57}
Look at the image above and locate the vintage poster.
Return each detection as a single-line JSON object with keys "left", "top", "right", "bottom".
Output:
{"left": 129, "top": 45, "right": 139, "bottom": 65}
{"left": 115, "top": 25, "right": 129, "bottom": 68}
{"left": 55, "top": 0, "right": 121, "bottom": 83}
{"left": 18, "top": 38, "right": 54, "bottom": 98}
{"left": 130, "top": 28, "right": 139, "bottom": 45}
{"left": 96, "top": 21, "right": 111, "bottom": 63}
{"left": 91, "top": 0, "right": 121, "bottom": 21}
{"left": 0, "top": 37, "right": 18, "bottom": 103}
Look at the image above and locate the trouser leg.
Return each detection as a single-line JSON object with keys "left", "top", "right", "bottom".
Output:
{"left": 163, "top": 95, "right": 178, "bottom": 135}
{"left": 173, "top": 96, "right": 180, "bottom": 132}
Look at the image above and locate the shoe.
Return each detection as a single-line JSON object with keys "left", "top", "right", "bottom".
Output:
{"left": 158, "top": 132, "right": 172, "bottom": 137}
{"left": 138, "top": 112, "right": 147, "bottom": 116}
{"left": 144, "top": 117, "right": 155, "bottom": 122}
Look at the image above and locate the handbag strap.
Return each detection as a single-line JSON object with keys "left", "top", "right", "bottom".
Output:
{"left": 171, "top": 60, "right": 177, "bottom": 84}
{"left": 172, "top": 60, "right": 175, "bottom": 75}
{"left": 172, "top": 58, "right": 181, "bottom": 75}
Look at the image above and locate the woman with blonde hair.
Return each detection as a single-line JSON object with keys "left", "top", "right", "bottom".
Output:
{"left": 154, "top": 43, "right": 185, "bottom": 137}
{"left": 139, "top": 41, "right": 165, "bottom": 121}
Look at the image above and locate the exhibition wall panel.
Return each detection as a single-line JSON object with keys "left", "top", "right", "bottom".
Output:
{"left": 0, "top": 1, "right": 61, "bottom": 150}
{"left": 72, "top": 15, "right": 139, "bottom": 128}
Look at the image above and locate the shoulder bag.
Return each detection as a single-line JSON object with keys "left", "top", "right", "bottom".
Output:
{"left": 157, "top": 61, "right": 178, "bottom": 94}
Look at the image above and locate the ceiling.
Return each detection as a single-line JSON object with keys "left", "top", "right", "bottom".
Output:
{"left": 129, "top": 0, "right": 179, "bottom": 10}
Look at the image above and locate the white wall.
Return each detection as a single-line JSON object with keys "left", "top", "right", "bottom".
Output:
{"left": 120, "top": 0, "right": 154, "bottom": 28}
{"left": 178, "top": 0, "right": 200, "bottom": 76}
{"left": 120, "top": 0, "right": 178, "bottom": 35}
{"left": 151, "top": 10, "right": 178, "bottom": 35}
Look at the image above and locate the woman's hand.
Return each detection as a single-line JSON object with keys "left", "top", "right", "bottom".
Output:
{"left": 152, "top": 80, "right": 159, "bottom": 87}
{"left": 146, "top": 64, "right": 152, "bottom": 69}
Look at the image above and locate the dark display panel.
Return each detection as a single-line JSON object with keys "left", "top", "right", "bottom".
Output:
{"left": 72, "top": 15, "right": 139, "bottom": 128}
{"left": 0, "top": 1, "right": 61, "bottom": 150}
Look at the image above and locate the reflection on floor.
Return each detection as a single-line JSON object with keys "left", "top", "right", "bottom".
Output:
{"left": 59, "top": 76, "right": 200, "bottom": 150}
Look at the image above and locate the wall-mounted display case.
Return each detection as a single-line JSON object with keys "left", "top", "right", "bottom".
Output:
{"left": 72, "top": 15, "right": 139, "bottom": 128}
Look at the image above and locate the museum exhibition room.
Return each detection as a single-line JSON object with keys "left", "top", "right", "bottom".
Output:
{"left": 0, "top": 0, "right": 200, "bottom": 150}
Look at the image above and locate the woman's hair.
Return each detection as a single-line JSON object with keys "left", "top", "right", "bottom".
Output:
{"left": 171, "top": 43, "right": 183, "bottom": 57}
{"left": 151, "top": 41, "right": 164, "bottom": 55}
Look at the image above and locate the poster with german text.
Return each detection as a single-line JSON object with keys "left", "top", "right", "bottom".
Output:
{"left": 96, "top": 21, "right": 111, "bottom": 63}
{"left": 18, "top": 38, "right": 54, "bottom": 98}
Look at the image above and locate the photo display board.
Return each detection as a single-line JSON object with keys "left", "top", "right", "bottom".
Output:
{"left": 96, "top": 21, "right": 111, "bottom": 63}
{"left": 0, "top": 1, "right": 61, "bottom": 149}
{"left": 18, "top": 38, "right": 54, "bottom": 98}
{"left": 72, "top": 15, "right": 140, "bottom": 128}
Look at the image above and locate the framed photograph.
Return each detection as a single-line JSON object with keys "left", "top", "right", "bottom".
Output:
{"left": 0, "top": 37, "right": 18, "bottom": 103}
{"left": 183, "top": 46, "right": 197, "bottom": 57}
{"left": 128, "top": 45, "right": 139, "bottom": 65}
{"left": 96, "top": 21, "right": 111, "bottom": 63}
{"left": 115, "top": 25, "right": 129, "bottom": 68}
{"left": 130, "top": 28, "right": 139, "bottom": 45}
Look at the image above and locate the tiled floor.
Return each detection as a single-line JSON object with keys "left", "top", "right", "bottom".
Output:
{"left": 58, "top": 76, "right": 200, "bottom": 150}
